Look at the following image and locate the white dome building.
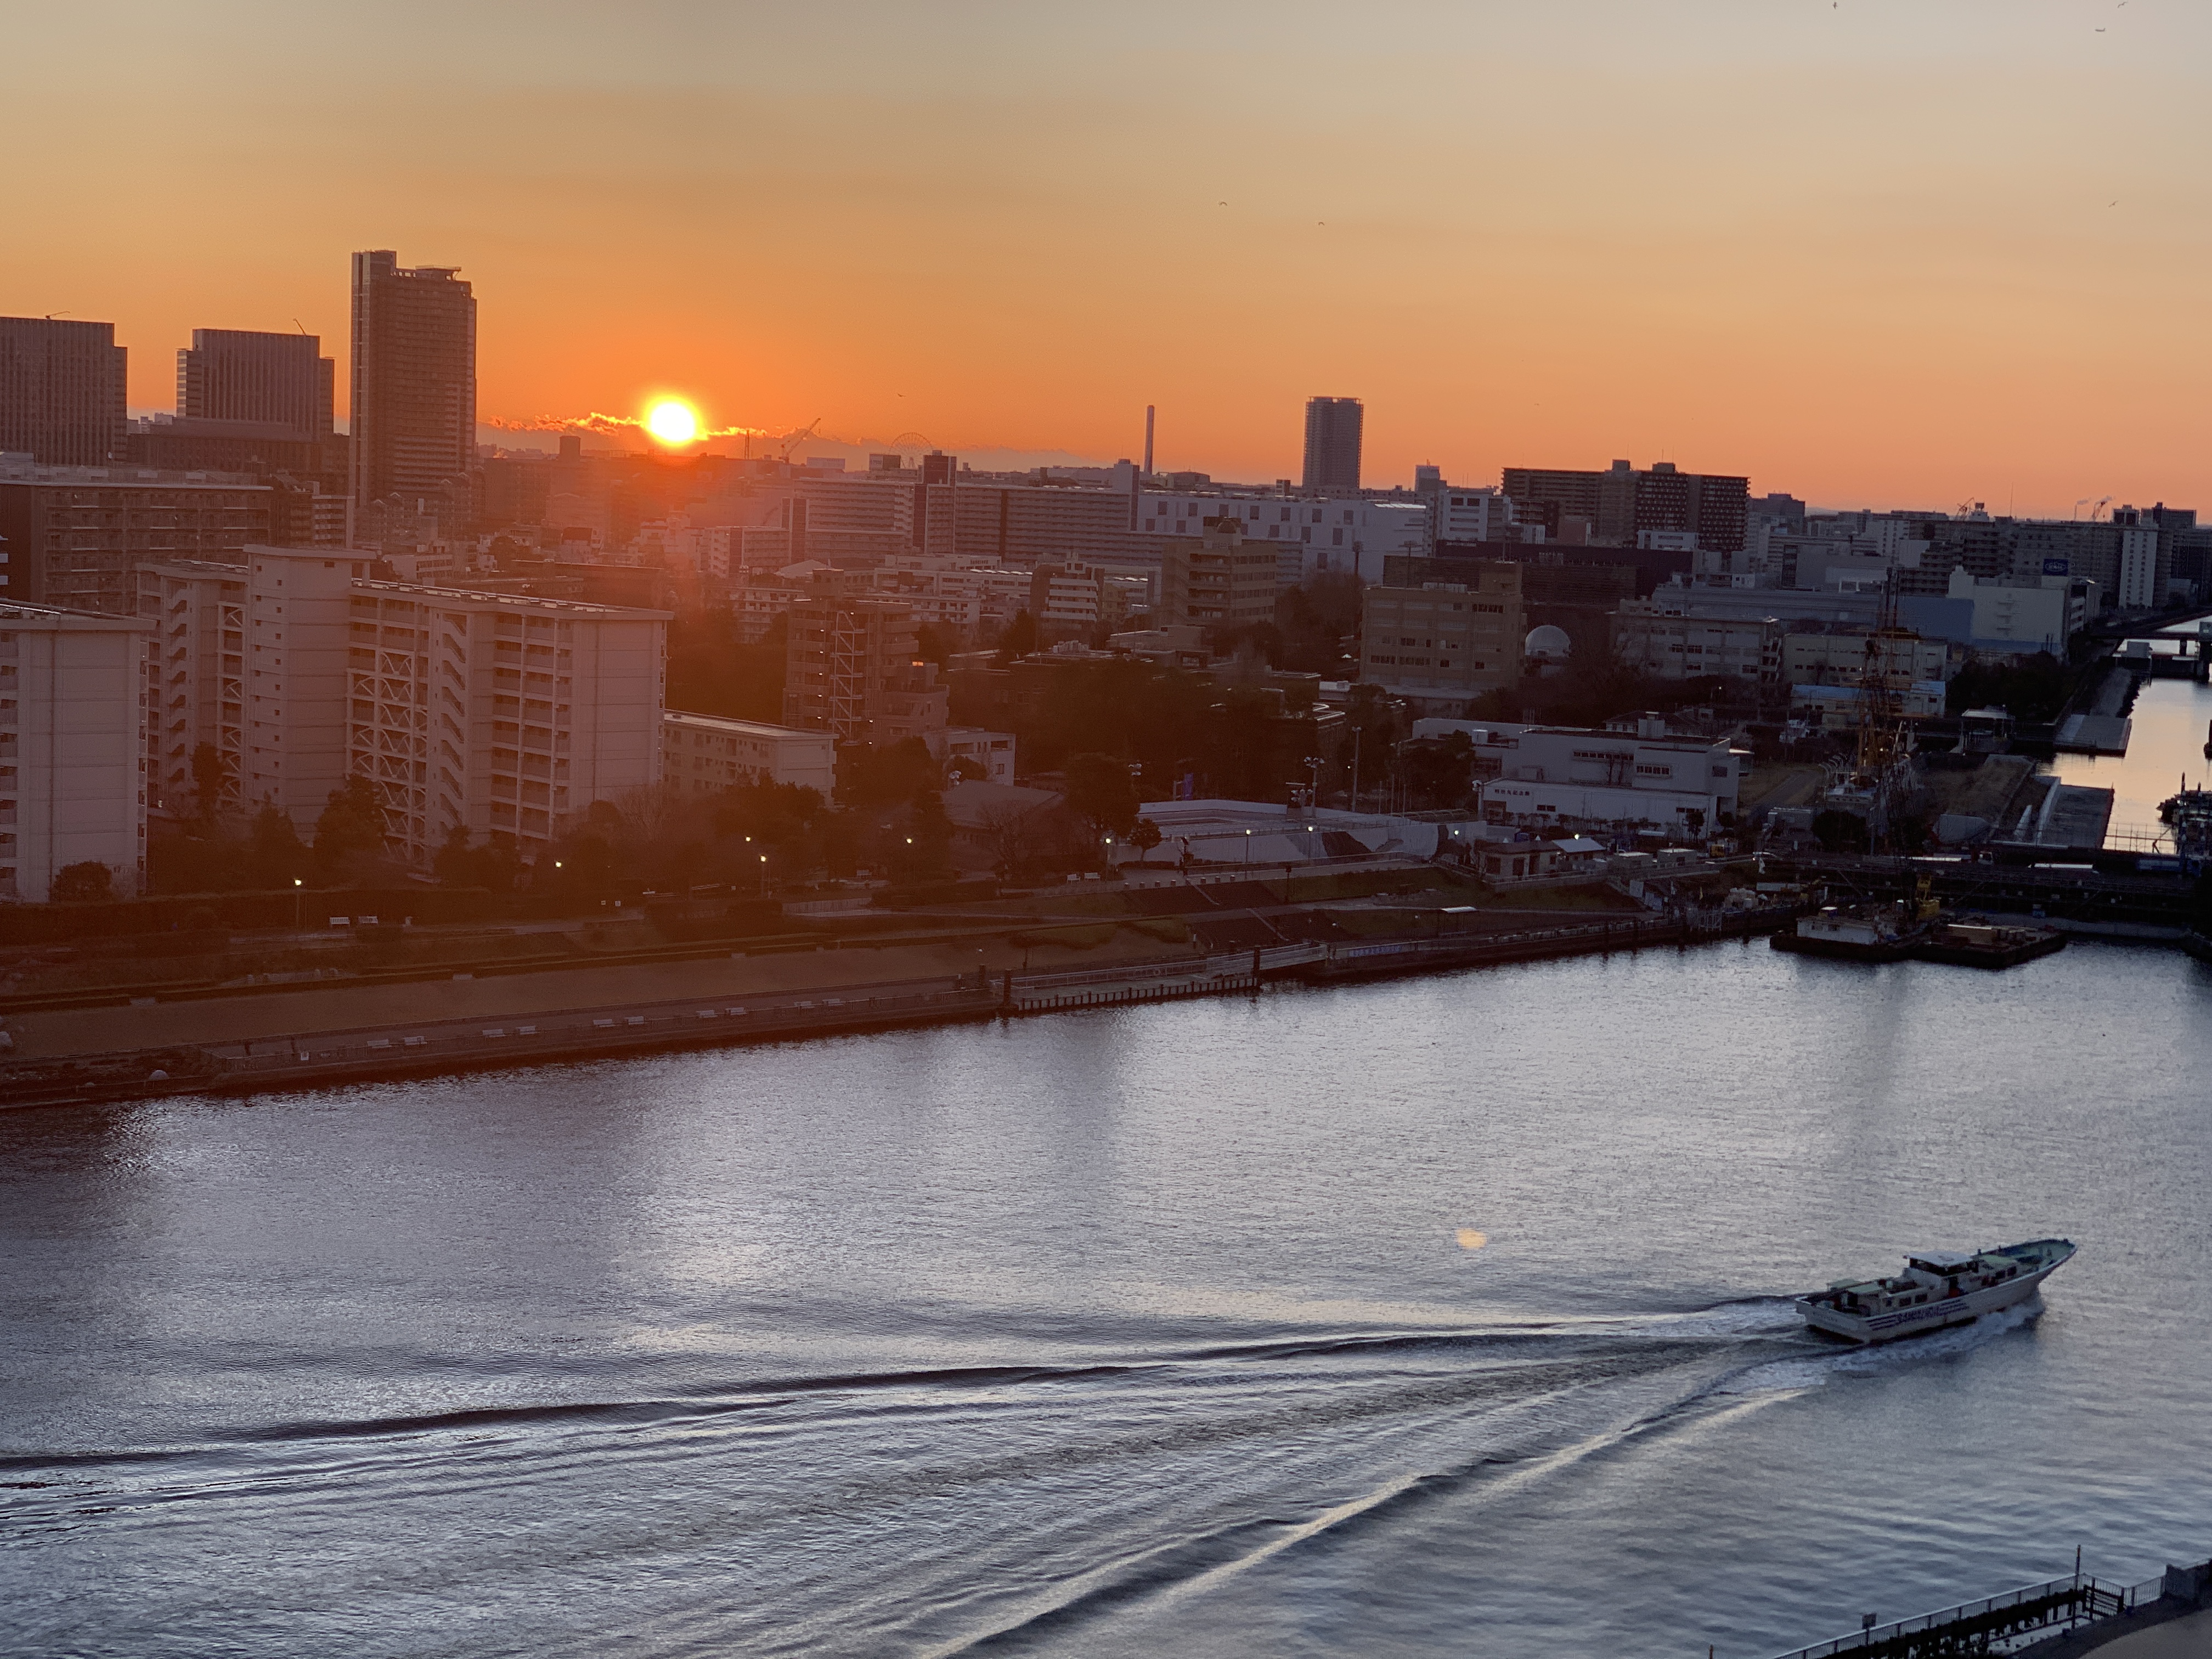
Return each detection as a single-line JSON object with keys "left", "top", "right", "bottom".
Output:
{"left": 1525, "top": 624, "right": 1572, "bottom": 663}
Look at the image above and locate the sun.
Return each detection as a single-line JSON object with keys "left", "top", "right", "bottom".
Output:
{"left": 644, "top": 397, "right": 701, "bottom": 445}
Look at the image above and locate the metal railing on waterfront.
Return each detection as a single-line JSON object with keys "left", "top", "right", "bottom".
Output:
{"left": 1762, "top": 1571, "right": 2149, "bottom": 1659}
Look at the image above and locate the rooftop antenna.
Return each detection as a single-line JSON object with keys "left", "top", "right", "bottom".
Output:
{"left": 294, "top": 318, "right": 308, "bottom": 334}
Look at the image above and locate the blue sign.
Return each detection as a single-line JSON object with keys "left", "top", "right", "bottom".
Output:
{"left": 2042, "top": 557, "right": 2070, "bottom": 575}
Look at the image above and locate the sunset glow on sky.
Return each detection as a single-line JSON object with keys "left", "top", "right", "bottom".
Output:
{"left": 9, "top": 1, "right": 2209, "bottom": 510}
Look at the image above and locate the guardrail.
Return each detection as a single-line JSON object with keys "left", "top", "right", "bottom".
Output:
{"left": 1765, "top": 1572, "right": 2142, "bottom": 1659}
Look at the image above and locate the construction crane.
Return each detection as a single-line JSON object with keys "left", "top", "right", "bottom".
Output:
{"left": 772, "top": 417, "right": 823, "bottom": 463}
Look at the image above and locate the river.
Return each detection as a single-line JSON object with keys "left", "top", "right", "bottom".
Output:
{"left": 4, "top": 927, "right": 2210, "bottom": 1657}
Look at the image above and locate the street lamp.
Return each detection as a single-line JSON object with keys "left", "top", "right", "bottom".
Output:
{"left": 1244, "top": 828, "right": 1252, "bottom": 866}
{"left": 292, "top": 877, "right": 303, "bottom": 931}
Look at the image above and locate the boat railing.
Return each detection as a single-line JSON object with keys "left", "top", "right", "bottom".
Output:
{"left": 1760, "top": 1571, "right": 2140, "bottom": 1658}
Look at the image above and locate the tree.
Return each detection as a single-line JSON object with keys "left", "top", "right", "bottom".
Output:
{"left": 1063, "top": 752, "right": 1141, "bottom": 844}
{"left": 1129, "top": 816, "right": 1163, "bottom": 865}
{"left": 434, "top": 823, "right": 476, "bottom": 886}
{"left": 50, "top": 861, "right": 112, "bottom": 903}
{"left": 978, "top": 800, "right": 1042, "bottom": 879}
{"left": 247, "top": 803, "right": 308, "bottom": 887}
{"left": 994, "top": 609, "right": 1039, "bottom": 665}
{"left": 189, "top": 742, "right": 226, "bottom": 823}
{"left": 313, "top": 776, "right": 385, "bottom": 873}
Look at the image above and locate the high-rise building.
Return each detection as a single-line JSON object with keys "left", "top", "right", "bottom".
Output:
{"left": 1502, "top": 460, "right": 1749, "bottom": 553}
{"left": 0, "top": 318, "right": 127, "bottom": 466}
{"left": 0, "top": 463, "right": 273, "bottom": 612}
{"left": 138, "top": 546, "right": 667, "bottom": 862}
{"left": 0, "top": 600, "right": 153, "bottom": 900}
{"left": 1302, "top": 397, "right": 1363, "bottom": 493}
{"left": 177, "top": 329, "right": 334, "bottom": 441}
{"left": 349, "top": 251, "right": 477, "bottom": 518}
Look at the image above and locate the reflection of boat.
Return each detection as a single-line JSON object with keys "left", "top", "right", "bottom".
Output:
{"left": 1798, "top": 1239, "right": 2075, "bottom": 1344}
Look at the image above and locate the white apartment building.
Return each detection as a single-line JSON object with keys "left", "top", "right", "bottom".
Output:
{"left": 1431, "top": 487, "right": 1522, "bottom": 544}
{"left": 1611, "top": 599, "right": 1781, "bottom": 686}
{"left": 154, "top": 546, "right": 667, "bottom": 866}
{"left": 662, "top": 711, "right": 836, "bottom": 797}
{"left": 1415, "top": 715, "right": 1745, "bottom": 832}
{"left": 0, "top": 603, "right": 153, "bottom": 901}
{"left": 943, "top": 727, "right": 1015, "bottom": 785}
{"left": 138, "top": 561, "right": 247, "bottom": 816}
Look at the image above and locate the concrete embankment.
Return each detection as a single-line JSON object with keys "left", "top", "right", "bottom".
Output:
{"left": 0, "top": 910, "right": 1787, "bottom": 1113}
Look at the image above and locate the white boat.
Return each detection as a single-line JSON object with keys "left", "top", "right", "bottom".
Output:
{"left": 1796, "top": 1239, "right": 2075, "bottom": 1343}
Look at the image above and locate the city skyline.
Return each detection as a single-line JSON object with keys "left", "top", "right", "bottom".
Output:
{"left": 6, "top": 2, "right": 2207, "bottom": 515}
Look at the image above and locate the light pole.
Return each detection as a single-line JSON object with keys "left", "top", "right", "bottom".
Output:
{"left": 292, "top": 877, "right": 303, "bottom": 931}
{"left": 1244, "top": 828, "right": 1252, "bottom": 866}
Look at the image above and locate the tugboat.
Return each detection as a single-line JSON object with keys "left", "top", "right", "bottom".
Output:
{"left": 1797, "top": 1239, "right": 2075, "bottom": 1343}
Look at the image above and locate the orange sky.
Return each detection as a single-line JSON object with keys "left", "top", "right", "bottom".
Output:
{"left": 8, "top": 1, "right": 2209, "bottom": 513}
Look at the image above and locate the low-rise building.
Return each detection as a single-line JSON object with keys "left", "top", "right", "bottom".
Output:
{"left": 661, "top": 710, "right": 836, "bottom": 797}
{"left": 1611, "top": 597, "right": 1781, "bottom": 686}
{"left": 1359, "top": 565, "right": 1525, "bottom": 708}
{"left": 1791, "top": 681, "right": 1948, "bottom": 728}
{"left": 0, "top": 602, "right": 153, "bottom": 900}
{"left": 1781, "top": 629, "right": 1953, "bottom": 688}
{"left": 941, "top": 727, "right": 1015, "bottom": 786}
{"left": 1415, "top": 713, "right": 1743, "bottom": 833}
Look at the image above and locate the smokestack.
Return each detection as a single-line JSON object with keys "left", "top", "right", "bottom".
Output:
{"left": 1143, "top": 405, "right": 1154, "bottom": 477}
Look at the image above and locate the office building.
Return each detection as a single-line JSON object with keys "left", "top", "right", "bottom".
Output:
{"left": 141, "top": 546, "right": 665, "bottom": 865}
{"left": 1159, "top": 521, "right": 1279, "bottom": 635}
{"left": 1503, "top": 459, "right": 1749, "bottom": 553}
{"left": 0, "top": 464, "right": 273, "bottom": 612}
{"left": 1302, "top": 397, "right": 1363, "bottom": 493}
{"left": 349, "top": 251, "right": 477, "bottom": 516}
{"left": 1781, "top": 630, "right": 1953, "bottom": 689}
{"left": 782, "top": 592, "right": 947, "bottom": 743}
{"left": 0, "top": 318, "right": 127, "bottom": 466}
{"left": 661, "top": 710, "right": 836, "bottom": 796}
{"left": 1610, "top": 598, "right": 1782, "bottom": 686}
{"left": 177, "top": 329, "right": 334, "bottom": 441}
{"left": 1359, "top": 566, "right": 1525, "bottom": 708}
{"left": 1414, "top": 714, "right": 1744, "bottom": 833}
{"left": 0, "top": 602, "right": 153, "bottom": 900}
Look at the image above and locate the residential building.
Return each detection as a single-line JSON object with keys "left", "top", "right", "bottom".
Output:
{"left": 1359, "top": 567, "right": 1525, "bottom": 706}
{"left": 177, "top": 329, "right": 334, "bottom": 441}
{"left": 0, "top": 602, "right": 153, "bottom": 900}
{"left": 782, "top": 592, "right": 946, "bottom": 743}
{"left": 1415, "top": 714, "right": 1744, "bottom": 833}
{"left": 943, "top": 727, "right": 1015, "bottom": 786}
{"left": 148, "top": 546, "right": 665, "bottom": 865}
{"left": 1302, "top": 397, "right": 1363, "bottom": 492}
{"left": 1027, "top": 558, "right": 1146, "bottom": 640}
{"left": 0, "top": 464, "right": 273, "bottom": 612}
{"left": 135, "top": 560, "right": 247, "bottom": 817}
{"left": 1430, "top": 485, "right": 1523, "bottom": 546}
{"left": 661, "top": 710, "right": 836, "bottom": 796}
{"left": 349, "top": 251, "right": 477, "bottom": 518}
{"left": 1610, "top": 597, "right": 1781, "bottom": 687}
{"left": 0, "top": 318, "right": 127, "bottom": 466}
{"left": 1159, "top": 522, "right": 1282, "bottom": 634}
{"left": 1503, "top": 459, "right": 1749, "bottom": 552}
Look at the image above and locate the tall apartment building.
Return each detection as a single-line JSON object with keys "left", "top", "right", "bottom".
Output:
{"left": 782, "top": 593, "right": 946, "bottom": 744}
{"left": 1503, "top": 460, "right": 1748, "bottom": 553}
{"left": 1159, "top": 522, "right": 1279, "bottom": 634}
{"left": 0, "top": 318, "right": 127, "bottom": 466}
{"left": 178, "top": 329, "right": 335, "bottom": 441}
{"left": 349, "top": 251, "right": 477, "bottom": 517}
{"left": 0, "top": 464, "right": 273, "bottom": 612}
{"left": 1359, "top": 566, "right": 1525, "bottom": 707}
{"left": 136, "top": 561, "right": 247, "bottom": 817}
{"left": 0, "top": 602, "right": 153, "bottom": 900}
{"left": 142, "top": 547, "right": 665, "bottom": 865}
{"left": 1302, "top": 397, "right": 1363, "bottom": 493}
